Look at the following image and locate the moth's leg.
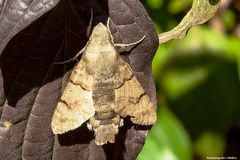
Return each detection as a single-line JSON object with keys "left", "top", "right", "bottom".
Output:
{"left": 87, "top": 122, "right": 93, "bottom": 131}
{"left": 114, "top": 35, "right": 146, "bottom": 52}
{"left": 114, "top": 35, "right": 146, "bottom": 49}
{"left": 54, "top": 45, "right": 86, "bottom": 64}
{"left": 119, "top": 118, "right": 124, "bottom": 127}
{"left": 111, "top": 115, "right": 123, "bottom": 127}
{"left": 89, "top": 117, "right": 101, "bottom": 129}
{"left": 55, "top": 10, "right": 93, "bottom": 64}
{"left": 106, "top": 17, "right": 145, "bottom": 51}
{"left": 86, "top": 9, "right": 93, "bottom": 37}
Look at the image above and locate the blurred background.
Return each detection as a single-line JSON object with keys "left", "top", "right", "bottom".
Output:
{"left": 137, "top": 0, "right": 240, "bottom": 159}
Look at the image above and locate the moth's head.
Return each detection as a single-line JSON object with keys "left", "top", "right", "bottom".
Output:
{"left": 84, "top": 22, "right": 117, "bottom": 66}
{"left": 89, "top": 22, "right": 111, "bottom": 44}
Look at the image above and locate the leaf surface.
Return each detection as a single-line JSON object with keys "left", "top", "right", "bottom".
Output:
{"left": 0, "top": 0, "right": 158, "bottom": 159}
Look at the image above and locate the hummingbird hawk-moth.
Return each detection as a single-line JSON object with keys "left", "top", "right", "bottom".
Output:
{"left": 51, "top": 21, "right": 157, "bottom": 145}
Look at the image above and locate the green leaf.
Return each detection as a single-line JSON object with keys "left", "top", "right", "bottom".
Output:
{"left": 137, "top": 107, "right": 192, "bottom": 160}
{"left": 161, "top": 67, "right": 208, "bottom": 100}
{"left": 194, "top": 131, "right": 225, "bottom": 159}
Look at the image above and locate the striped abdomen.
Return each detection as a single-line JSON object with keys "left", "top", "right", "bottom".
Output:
{"left": 90, "top": 77, "right": 120, "bottom": 145}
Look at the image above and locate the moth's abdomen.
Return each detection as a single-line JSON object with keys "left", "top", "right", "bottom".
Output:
{"left": 91, "top": 78, "right": 120, "bottom": 145}
{"left": 92, "top": 79, "right": 116, "bottom": 122}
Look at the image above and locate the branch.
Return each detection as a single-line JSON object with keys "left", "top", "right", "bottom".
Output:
{"left": 158, "top": 0, "right": 221, "bottom": 44}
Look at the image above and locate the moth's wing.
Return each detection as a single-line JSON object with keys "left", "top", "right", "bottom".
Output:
{"left": 114, "top": 58, "right": 157, "bottom": 125}
{"left": 70, "top": 58, "right": 93, "bottom": 91}
{"left": 51, "top": 60, "right": 94, "bottom": 134}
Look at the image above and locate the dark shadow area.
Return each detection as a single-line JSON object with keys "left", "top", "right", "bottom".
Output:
{"left": 102, "top": 117, "right": 153, "bottom": 160}
{"left": 225, "top": 127, "right": 240, "bottom": 158}
{"left": 56, "top": 117, "right": 153, "bottom": 160}
{"left": 102, "top": 118, "right": 131, "bottom": 160}
{"left": 209, "top": 0, "right": 220, "bottom": 5}
{"left": 0, "top": 0, "right": 109, "bottom": 107}
{"left": 58, "top": 124, "right": 94, "bottom": 146}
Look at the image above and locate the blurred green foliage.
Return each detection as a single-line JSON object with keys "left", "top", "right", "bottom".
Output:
{"left": 138, "top": 107, "right": 192, "bottom": 160}
{"left": 138, "top": 0, "right": 240, "bottom": 160}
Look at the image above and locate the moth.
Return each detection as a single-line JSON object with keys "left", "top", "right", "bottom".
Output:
{"left": 51, "top": 19, "right": 157, "bottom": 145}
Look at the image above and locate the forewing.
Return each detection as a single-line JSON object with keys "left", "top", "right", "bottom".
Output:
{"left": 114, "top": 58, "right": 157, "bottom": 125}
{"left": 51, "top": 60, "right": 94, "bottom": 134}
{"left": 70, "top": 58, "right": 93, "bottom": 90}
